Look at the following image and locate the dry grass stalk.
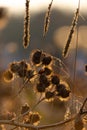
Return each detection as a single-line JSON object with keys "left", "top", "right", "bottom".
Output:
{"left": 23, "top": 0, "right": 30, "bottom": 48}
{"left": 62, "top": 8, "right": 79, "bottom": 58}
{"left": 43, "top": 0, "right": 53, "bottom": 37}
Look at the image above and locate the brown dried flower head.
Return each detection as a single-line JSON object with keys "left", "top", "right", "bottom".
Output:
{"left": 21, "top": 103, "right": 30, "bottom": 115}
{"left": 29, "top": 111, "right": 41, "bottom": 125}
{"left": 3, "top": 69, "right": 14, "bottom": 82}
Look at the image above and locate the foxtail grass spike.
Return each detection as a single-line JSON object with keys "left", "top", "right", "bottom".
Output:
{"left": 85, "top": 64, "right": 87, "bottom": 72}
{"left": 43, "top": 0, "right": 53, "bottom": 37}
{"left": 23, "top": 0, "right": 30, "bottom": 48}
{"left": 62, "top": 7, "right": 79, "bottom": 58}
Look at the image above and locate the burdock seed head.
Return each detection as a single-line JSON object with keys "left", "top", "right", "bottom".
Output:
{"left": 45, "top": 91, "right": 54, "bottom": 101}
{"left": 56, "top": 83, "right": 71, "bottom": 100}
{"left": 16, "top": 60, "right": 29, "bottom": 78}
{"left": 21, "top": 103, "right": 30, "bottom": 115}
{"left": 19, "top": 60, "right": 28, "bottom": 70}
{"left": 51, "top": 74, "right": 60, "bottom": 85}
{"left": 42, "top": 55, "right": 52, "bottom": 66}
{"left": 36, "top": 82, "right": 46, "bottom": 93}
{"left": 9, "top": 62, "right": 20, "bottom": 73}
{"left": 38, "top": 67, "right": 52, "bottom": 76}
{"left": 31, "top": 50, "right": 42, "bottom": 65}
{"left": 3, "top": 70, "right": 14, "bottom": 82}
{"left": 39, "top": 74, "right": 50, "bottom": 87}
{"left": 29, "top": 111, "right": 41, "bottom": 125}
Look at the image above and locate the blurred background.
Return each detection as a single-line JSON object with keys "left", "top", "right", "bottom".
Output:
{"left": 0, "top": 0, "right": 87, "bottom": 129}
{"left": 0, "top": 0, "right": 87, "bottom": 93}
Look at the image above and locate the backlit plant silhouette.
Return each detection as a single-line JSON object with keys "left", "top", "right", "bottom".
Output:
{"left": 0, "top": 0, "right": 87, "bottom": 130}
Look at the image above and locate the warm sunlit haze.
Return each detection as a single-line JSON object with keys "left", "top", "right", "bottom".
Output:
{"left": 0, "top": 0, "right": 87, "bottom": 14}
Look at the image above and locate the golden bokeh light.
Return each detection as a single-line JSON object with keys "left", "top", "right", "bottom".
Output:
{"left": 53, "top": 26, "right": 87, "bottom": 49}
{"left": 0, "top": 0, "right": 87, "bottom": 14}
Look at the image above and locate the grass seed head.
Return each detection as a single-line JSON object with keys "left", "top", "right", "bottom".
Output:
{"left": 62, "top": 8, "right": 79, "bottom": 58}
{"left": 23, "top": 0, "right": 30, "bottom": 48}
{"left": 85, "top": 64, "right": 87, "bottom": 72}
{"left": 43, "top": 0, "right": 53, "bottom": 36}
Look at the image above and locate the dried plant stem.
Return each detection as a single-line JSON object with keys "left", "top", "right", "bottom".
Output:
{"left": 62, "top": 1, "right": 80, "bottom": 58}
{"left": 80, "top": 98, "right": 87, "bottom": 114}
{"left": 0, "top": 98, "right": 87, "bottom": 129}
{"left": 23, "top": 0, "right": 30, "bottom": 48}
{"left": 0, "top": 115, "right": 75, "bottom": 129}
{"left": 43, "top": 0, "right": 53, "bottom": 37}
{"left": 13, "top": 97, "right": 45, "bottom": 122}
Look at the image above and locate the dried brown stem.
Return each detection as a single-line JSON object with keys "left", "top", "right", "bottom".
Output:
{"left": 0, "top": 104, "right": 87, "bottom": 130}
{"left": 0, "top": 115, "right": 76, "bottom": 129}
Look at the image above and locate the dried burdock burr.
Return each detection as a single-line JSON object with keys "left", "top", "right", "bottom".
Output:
{"left": 9, "top": 62, "right": 20, "bottom": 74}
{"left": 51, "top": 74, "right": 60, "bottom": 85}
{"left": 10, "top": 60, "right": 29, "bottom": 78}
{"left": 39, "top": 74, "right": 50, "bottom": 87}
{"left": 29, "top": 111, "right": 41, "bottom": 125}
{"left": 38, "top": 67, "right": 52, "bottom": 76}
{"left": 45, "top": 91, "right": 54, "bottom": 101}
{"left": 3, "top": 69, "right": 14, "bottom": 82}
{"left": 17, "top": 69, "right": 27, "bottom": 78}
{"left": 56, "top": 83, "right": 71, "bottom": 99}
{"left": 31, "top": 49, "right": 42, "bottom": 65}
{"left": 19, "top": 60, "right": 28, "bottom": 70}
{"left": 42, "top": 55, "right": 52, "bottom": 66}
{"left": 36, "top": 82, "right": 47, "bottom": 93}
{"left": 21, "top": 103, "right": 30, "bottom": 115}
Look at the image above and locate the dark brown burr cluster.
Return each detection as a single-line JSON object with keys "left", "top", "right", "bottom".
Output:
{"left": 3, "top": 49, "right": 71, "bottom": 102}
{"left": 30, "top": 49, "right": 71, "bottom": 101}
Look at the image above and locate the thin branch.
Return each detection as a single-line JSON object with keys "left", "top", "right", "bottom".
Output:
{"left": 80, "top": 98, "right": 87, "bottom": 114}
{"left": 13, "top": 97, "right": 45, "bottom": 121}
{"left": 0, "top": 107, "right": 87, "bottom": 129}
{"left": 0, "top": 120, "right": 37, "bottom": 129}
{"left": 0, "top": 115, "right": 76, "bottom": 129}
{"left": 38, "top": 115, "right": 76, "bottom": 129}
